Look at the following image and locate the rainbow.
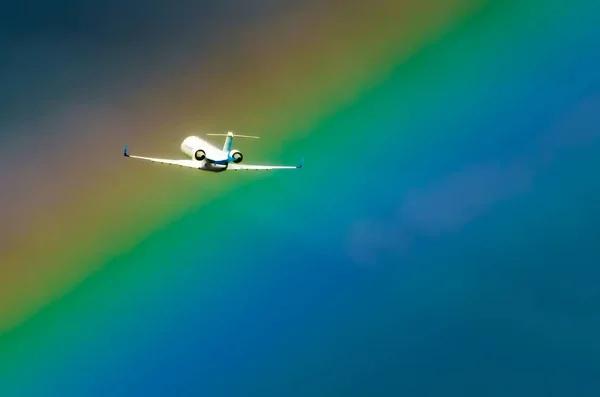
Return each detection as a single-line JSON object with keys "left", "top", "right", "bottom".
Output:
{"left": 1, "top": 0, "right": 599, "bottom": 394}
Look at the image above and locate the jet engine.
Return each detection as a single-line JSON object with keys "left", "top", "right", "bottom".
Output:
{"left": 194, "top": 149, "right": 206, "bottom": 161}
{"left": 181, "top": 136, "right": 209, "bottom": 161}
{"left": 229, "top": 150, "right": 243, "bottom": 163}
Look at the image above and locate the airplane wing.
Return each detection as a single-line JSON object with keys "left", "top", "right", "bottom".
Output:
{"left": 123, "top": 146, "right": 200, "bottom": 169}
{"left": 227, "top": 158, "right": 304, "bottom": 171}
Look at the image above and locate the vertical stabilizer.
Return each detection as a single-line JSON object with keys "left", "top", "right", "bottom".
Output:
{"left": 222, "top": 131, "right": 234, "bottom": 152}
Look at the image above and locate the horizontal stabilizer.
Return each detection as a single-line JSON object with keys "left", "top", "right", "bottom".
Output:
{"left": 206, "top": 132, "right": 260, "bottom": 139}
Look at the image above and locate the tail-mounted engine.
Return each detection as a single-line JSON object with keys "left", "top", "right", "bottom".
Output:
{"left": 229, "top": 150, "right": 243, "bottom": 163}
{"left": 195, "top": 149, "right": 206, "bottom": 161}
{"left": 181, "top": 136, "right": 209, "bottom": 161}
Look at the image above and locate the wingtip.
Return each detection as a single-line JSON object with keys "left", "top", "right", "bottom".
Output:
{"left": 124, "top": 145, "right": 129, "bottom": 157}
{"left": 297, "top": 157, "right": 304, "bottom": 168}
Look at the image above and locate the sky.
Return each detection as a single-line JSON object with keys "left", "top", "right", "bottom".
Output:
{"left": 1, "top": 0, "right": 600, "bottom": 396}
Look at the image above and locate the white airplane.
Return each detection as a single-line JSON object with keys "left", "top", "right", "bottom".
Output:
{"left": 124, "top": 132, "right": 303, "bottom": 172}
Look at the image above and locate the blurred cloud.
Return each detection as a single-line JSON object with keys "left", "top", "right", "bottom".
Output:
{"left": 538, "top": 93, "right": 600, "bottom": 165}
{"left": 346, "top": 219, "right": 412, "bottom": 267}
{"left": 347, "top": 92, "right": 600, "bottom": 266}
{"left": 400, "top": 161, "right": 534, "bottom": 236}
{"left": 347, "top": 161, "right": 534, "bottom": 266}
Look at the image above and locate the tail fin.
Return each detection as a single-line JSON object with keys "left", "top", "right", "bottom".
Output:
{"left": 206, "top": 131, "right": 260, "bottom": 152}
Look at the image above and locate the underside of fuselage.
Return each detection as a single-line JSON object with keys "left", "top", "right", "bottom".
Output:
{"left": 199, "top": 159, "right": 228, "bottom": 172}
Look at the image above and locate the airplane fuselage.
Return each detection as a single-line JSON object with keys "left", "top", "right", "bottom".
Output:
{"left": 180, "top": 136, "right": 233, "bottom": 172}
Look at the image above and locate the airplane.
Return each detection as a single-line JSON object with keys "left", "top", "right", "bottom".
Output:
{"left": 123, "top": 132, "right": 303, "bottom": 172}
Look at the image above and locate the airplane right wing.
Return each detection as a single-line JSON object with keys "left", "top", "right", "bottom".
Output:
{"left": 227, "top": 158, "right": 304, "bottom": 171}
{"left": 123, "top": 146, "right": 200, "bottom": 169}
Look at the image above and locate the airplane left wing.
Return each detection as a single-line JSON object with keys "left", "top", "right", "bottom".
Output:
{"left": 227, "top": 158, "right": 304, "bottom": 171}
{"left": 124, "top": 146, "right": 201, "bottom": 169}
